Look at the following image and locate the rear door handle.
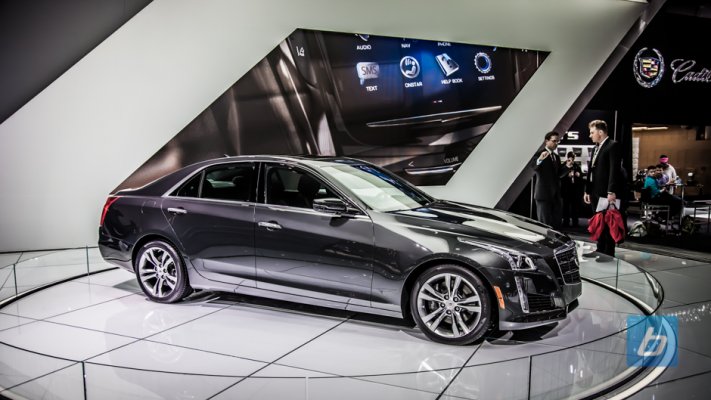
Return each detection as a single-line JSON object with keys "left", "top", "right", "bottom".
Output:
{"left": 167, "top": 207, "right": 188, "bottom": 215}
{"left": 258, "top": 221, "right": 282, "bottom": 230}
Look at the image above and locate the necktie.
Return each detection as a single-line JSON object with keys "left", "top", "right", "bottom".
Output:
{"left": 591, "top": 144, "right": 600, "bottom": 167}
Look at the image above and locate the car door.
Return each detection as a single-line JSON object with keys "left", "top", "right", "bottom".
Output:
{"left": 163, "top": 162, "right": 257, "bottom": 287}
{"left": 254, "top": 163, "right": 374, "bottom": 305}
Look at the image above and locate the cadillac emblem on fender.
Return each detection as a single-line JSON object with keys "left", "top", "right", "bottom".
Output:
{"left": 633, "top": 47, "right": 665, "bottom": 88}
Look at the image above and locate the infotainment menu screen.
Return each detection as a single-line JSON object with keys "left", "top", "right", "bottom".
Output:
{"left": 320, "top": 32, "right": 517, "bottom": 124}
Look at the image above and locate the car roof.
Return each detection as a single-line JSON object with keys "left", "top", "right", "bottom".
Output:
{"left": 238, "top": 154, "right": 360, "bottom": 163}
{"left": 119, "top": 155, "right": 369, "bottom": 196}
{"left": 198, "top": 155, "right": 366, "bottom": 168}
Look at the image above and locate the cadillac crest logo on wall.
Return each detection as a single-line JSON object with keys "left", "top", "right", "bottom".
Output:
{"left": 633, "top": 47, "right": 665, "bottom": 88}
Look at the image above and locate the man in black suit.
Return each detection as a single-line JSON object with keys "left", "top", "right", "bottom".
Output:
{"left": 584, "top": 119, "right": 622, "bottom": 257}
{"left": 561, "top": 151, "right": 583, "bottom": 227}
{"left": 531, "top": 131, "right": 563, "bottom": 229}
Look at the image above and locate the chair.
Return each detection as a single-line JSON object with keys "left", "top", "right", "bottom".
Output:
{"left": 266, "top": 170, "right": 288, "bottom": 206}
{"left": 638, "top": 187, "right": 671, "bottom": 232}
{"left": 231, "top": 175, "right": 251, "bottom": 202}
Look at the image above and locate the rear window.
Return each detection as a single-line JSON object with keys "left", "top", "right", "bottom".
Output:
{"left": 201, "top": 164, "right": 255, "bottom": 202}
{"left": 172, "top": 163, "right": 256, "bottom": 202}
{"left": 172, "top": 173, "right": 201, "bottom": 198}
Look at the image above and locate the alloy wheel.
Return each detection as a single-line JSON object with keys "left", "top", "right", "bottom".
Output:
{"left": 138, "top": 246, "right": 179, "bottom": 299}
{"left": 416, "top": 272, "right": 483, "bottom": 339}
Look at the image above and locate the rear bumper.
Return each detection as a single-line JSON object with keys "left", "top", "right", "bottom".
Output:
{"left": 98, "top": 229, "right": 134, "bottom": 272}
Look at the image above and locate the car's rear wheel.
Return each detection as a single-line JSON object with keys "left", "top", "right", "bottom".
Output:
{"left": 410, "top": 264, "right": 491, "bottom": 345}
{"left": 135, "top": 240, "right": 191, "bottom": 303}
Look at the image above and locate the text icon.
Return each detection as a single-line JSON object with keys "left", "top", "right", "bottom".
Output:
{"left": 356, "top": 62, "right": 380, "bottom": 85}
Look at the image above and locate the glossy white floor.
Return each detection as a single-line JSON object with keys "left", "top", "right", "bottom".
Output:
{"left": 0, "top": 245, "right": 705, "bottom": 399}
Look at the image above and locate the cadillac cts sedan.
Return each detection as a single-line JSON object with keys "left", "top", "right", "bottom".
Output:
{"left": 99, "top": 156, "right": 581, "bottom": 345}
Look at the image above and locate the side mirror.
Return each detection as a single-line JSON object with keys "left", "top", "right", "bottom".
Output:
{"left": 313, "top": 198, "right": 348, "bottom": 215}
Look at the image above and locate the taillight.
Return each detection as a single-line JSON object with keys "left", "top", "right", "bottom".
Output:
{"left": 100, "top": 196, "right": 121, "bottom": 227}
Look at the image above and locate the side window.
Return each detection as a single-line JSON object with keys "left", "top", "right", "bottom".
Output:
{"left": 201, "top": 163, "right": 255, "bottom": 202}
{"left": 265, "top": 166, "right": 339, "bottom": 209}
{"left": 172, "top": 173, "right": 202, "bottom": 198}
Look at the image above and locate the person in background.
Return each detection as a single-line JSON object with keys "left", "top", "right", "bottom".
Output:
{"left": 644, "top": 164, "right": 683, "bottom": 217}
{"left": 656, "top": 165, "right": 670, "bottom": 189}
{"left": 643, "top": 165, "right": 662, "bottom": 196}
{"left": 560, "top": 151, "right": 582, "bottom": 227}
{"left": 659, "top": 154, "right": 679, "bottom": 194}
{"left": 583, "top": 119, "right": 622, "bottom": 258}
{"left": 642, "top": 165, "right": 665, "bottom": 215}
{"left": 531, "top": 131, "right": 563, "bottom": 229}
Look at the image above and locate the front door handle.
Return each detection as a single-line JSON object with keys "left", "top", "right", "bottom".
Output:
{"left": 167, "top": 207, "right": 188, "bottom": 215}
{"left": 258, "top": 221, "right": 282, "bottom": 230}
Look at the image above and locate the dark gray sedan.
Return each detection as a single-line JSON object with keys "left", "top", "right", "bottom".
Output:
{"left": 99, "top": 156, "right": 581, "bottom": 345}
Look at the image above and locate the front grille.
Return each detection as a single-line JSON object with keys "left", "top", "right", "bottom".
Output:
{"left": 527, "top": 293, "right": 555, "bottom": 313}
{"left": 554, "top": 243, "right": 581, "bottom": 284}
{"left": 567, "top": 270, "right": 581, "bottom": 282}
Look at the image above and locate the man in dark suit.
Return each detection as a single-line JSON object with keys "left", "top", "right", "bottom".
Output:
{"left": 531, "top": 131, "right": 563, "bottom": 229}
{"left": 561, "top": 151, "right": 583, "bottom": 227}
{"left": 583, "top": 119, "right": 622, "bottom": 257}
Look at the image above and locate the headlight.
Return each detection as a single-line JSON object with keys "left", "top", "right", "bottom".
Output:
{"left": 458, "top": 238, "right": 537, "bottom": 271}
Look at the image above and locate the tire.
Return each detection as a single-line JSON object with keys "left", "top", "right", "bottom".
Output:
{"left": 410, "top": 264, "right": 491, "bottom": 345}
{"left": 134, "top": 240, "right": 191, "bottom": 303}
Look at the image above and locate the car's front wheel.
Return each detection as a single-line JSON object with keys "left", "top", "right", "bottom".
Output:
{"left": 135, "top": 240, "right": 191, "bottom": 303}
{"left": 410, "top": 264, "right": 491, "bottom": 345}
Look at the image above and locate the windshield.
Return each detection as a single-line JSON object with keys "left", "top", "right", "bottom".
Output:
{"left": 319, "top": 164, "right": 433, "bottom": 212}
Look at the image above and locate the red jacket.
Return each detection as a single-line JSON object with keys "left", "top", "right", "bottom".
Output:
{"left": 605, "top": 208, "right": 626, "bottom": 243}
{"left": 588, "top": 209, "right": 626, "bottom": 243}
{"left": 588, "top": 212, "right": 606, "bottom": 241}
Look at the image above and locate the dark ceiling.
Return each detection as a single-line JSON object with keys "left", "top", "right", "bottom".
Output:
{"left": 664, "top": 0, "right": 711, "bottom": 18}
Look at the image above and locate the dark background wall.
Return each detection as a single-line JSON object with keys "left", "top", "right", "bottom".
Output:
{"left": 588, "top": 4, "right": 711, "bottom": 198}
{"left": 0, "top": 0, "right": 151, "bottom": 123}
{"left": 589, "top": 13, "right": 711, "bottom": 127}
{"left": 508, "top": 1, "right": 711, "bottom": 218}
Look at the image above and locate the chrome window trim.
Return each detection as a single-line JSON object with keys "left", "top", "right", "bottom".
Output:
{"left": 254, "top": 202, "right": 370, "bottom": 219}
{"left": 162, "top": 170, "right": 202, "bottom": 198}
{"left": 162, "top": 160, "right": 258, "bottom": 204}
{"left": 164, "top": 196, "right": 256, "bottom": 207}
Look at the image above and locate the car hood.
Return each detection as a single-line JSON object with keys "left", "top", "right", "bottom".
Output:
{"left": 388, "top": 200, "right": 571, "bottom": 252}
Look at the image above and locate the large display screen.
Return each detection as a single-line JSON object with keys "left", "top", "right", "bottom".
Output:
{"left": 117, "top": 29, "right": 548, "bottom": 191}
{"left": 320, "top": 33, "right": 513, "bottom": 119}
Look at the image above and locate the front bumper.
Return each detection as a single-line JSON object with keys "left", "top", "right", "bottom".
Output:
{"left": 485, "top": 251, "right": 582, "bottom": 331}
{"left": 498, "top": 289, "right": 581, "bottom": 331}
{"left": 496, "top": 280, "right": 581, "bottom": 330}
